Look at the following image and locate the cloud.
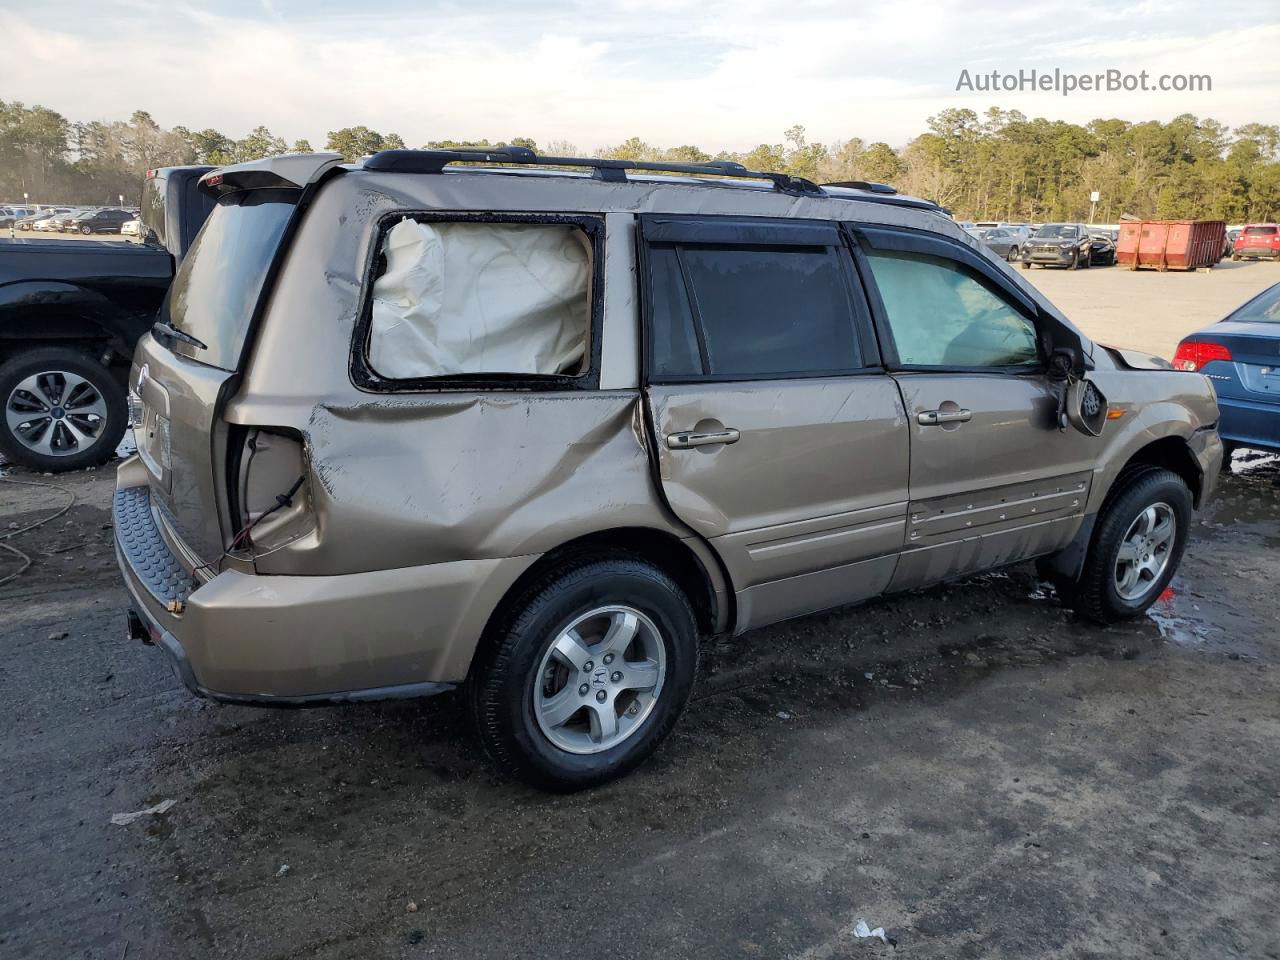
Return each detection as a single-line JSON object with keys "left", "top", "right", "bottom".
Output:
{"left": 0, "top": 0, "right": 1275, "bottom": 152}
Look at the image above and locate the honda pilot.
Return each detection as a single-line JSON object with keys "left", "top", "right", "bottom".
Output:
{"left": 115, "top": 149, "right": 1222, "bottom": 789}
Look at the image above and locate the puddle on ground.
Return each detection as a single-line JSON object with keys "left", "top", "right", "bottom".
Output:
{"left": 1146, "top": 583, "right": 1264, "bottom": 660}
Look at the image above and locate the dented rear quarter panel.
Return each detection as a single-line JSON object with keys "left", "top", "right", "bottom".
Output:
{"left": 223, "top": 173, "right": 703, "bottom": 581}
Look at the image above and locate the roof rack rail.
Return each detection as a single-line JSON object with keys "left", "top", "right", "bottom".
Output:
{"left": 363, "top": 146, "right": 825, "bottom": 197}
{"left": 822, "top": 180, "right": 898, "bottom": 195}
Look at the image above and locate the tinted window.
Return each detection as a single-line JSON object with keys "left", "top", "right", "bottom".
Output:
{"left": 650, "top": 243, "right": 861, "bottom": 378}
{"left": 166, "top": 189, "right": 296, "bottom": 371}
{"left": 1244, "top": 226, "right": 1278, "bottom": 236}
{"left": 865, "top": 249, "right": 1039, "bottom": 368}
{"left": 648, "top": 247, "right": 702, "bottom": 378}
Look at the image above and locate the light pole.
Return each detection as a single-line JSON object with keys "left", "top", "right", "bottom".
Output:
{"left": 118, "top": 193, "right": 124, "bottom": 210}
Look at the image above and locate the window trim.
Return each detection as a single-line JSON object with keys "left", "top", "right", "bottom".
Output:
{"left": 638, "top": 215, "right": 883, "bottom": 385}
{"left": 349, "top": 211, "right": 605, "bottom": 394}
{"left": 848, "top": 223, "right": 1047, "bottom": 375}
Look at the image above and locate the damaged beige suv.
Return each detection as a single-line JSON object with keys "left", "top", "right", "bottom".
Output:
{"left": 115, "top": 148, "right": 1222, "bottom": 789}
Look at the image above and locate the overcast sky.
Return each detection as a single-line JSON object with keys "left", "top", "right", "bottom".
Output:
{"left": 2, "top": 0, "right": 1276, "bottom": 151}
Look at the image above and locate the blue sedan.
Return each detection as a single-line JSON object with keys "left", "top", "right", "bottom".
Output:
{"left": 1174, "top": 281, "right": 1280, "bottom": 455}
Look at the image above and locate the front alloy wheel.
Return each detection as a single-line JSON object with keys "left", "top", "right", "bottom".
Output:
{"left": 1067, "top": 465, "right": 1192, "bottom": 623}
{"left": 1113, "top": 502, "right": 1176, "bottom": 601}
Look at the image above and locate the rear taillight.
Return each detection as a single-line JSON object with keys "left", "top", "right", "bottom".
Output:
{"left": 1172, "top": 341, "right": 1232, "bottom": 371}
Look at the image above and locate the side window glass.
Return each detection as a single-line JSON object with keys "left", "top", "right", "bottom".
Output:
{"left": 367, "top": 219, "right": 591, "bottom": 379}
{"left": 864, "top": 249, "right": 1038, "bottom": 368}
{"left": 648, "top": 242, "right": 862, "bottom": 379}
{"left": 648, "top": 246, "right": 702, "bottom": 378}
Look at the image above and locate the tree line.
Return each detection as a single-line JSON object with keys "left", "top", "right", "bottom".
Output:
{"left": 2, "top": 100, "right": 1277, "bottom": 222}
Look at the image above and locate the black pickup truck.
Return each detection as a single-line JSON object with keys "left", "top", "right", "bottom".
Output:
{"left": 0, "top": 166, "right": 214, "bottom": 470}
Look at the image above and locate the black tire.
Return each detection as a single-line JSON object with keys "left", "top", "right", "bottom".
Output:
{"left": 468, "top": 554, "right": 699, "bottom": 791}
{"left": 1007, "top": 246, "right": 1020, "bottom": 262}
{"left": 79, "top": 225, "right": 92, "bottom": 235}
{"left": 1021, "top": 260, "right": 1031, "bottom": 270}
{"left": 1068, "top": 466, "right": 1192, "bottom": 623}
{"left": 0, "top": 347, "right": 127, "bottom": 472}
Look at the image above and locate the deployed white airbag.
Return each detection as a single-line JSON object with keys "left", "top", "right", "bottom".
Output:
{"left": 369, "top": 219, "right": 589, "bottom": 378}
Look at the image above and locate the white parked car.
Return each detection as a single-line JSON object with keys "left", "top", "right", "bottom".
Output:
{"left": 121, "top": 218, "right": 144, "bottom": 237}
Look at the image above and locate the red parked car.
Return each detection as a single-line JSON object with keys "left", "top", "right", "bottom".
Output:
{"left": 1232, "top": 224, "right": 1280, "bottom": 262}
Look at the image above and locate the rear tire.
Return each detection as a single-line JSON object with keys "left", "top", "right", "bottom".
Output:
{"left": 1067, "top": 466, "right": 1192, "bottom": 623}
{"left": 79, "top": 225, "right": 92, "bottom": 235}
{"left": 1021, "top": 261, "right": 1031, "bottom": 270}
{"left": 468, "top": 555, "right": 699, "bottom": 791}
{"left": 0, "top": 347, "right": 127, "bottom": 472}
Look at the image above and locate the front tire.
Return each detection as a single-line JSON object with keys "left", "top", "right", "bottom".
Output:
{"left": 1068, "top": 251, "right": 1079, "bottom": 270}
{"left": 468, "top": 555, "right": 699, "bottom": 790}
{"left": 0, "top": 347, "right": 127, "bottom": 471}
{"left": 1068, "top": 466, "right": 1192, "bottom": 623}
{"left": 1007, "top": 246, "right": 1020, "bottom": 262}
{"left": 80, "top": 225, "right": 92, "bottom": 235}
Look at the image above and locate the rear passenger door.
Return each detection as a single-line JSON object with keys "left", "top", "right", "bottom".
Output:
{"left": 851, "top": 224, "right": 1102, "bottom": 589}
{"left": 638, "top": 216, "right": 910, "bottom": 631}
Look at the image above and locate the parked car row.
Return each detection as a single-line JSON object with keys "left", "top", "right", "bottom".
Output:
{"left": 9, "top": 206, "right": 140, "bottom": 234}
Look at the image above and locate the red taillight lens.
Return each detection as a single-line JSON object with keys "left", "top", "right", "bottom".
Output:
{"left": 1172, "top": 341, "right": 1232, "bottom": 371}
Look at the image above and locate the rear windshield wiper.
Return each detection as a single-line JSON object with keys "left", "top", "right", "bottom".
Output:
{"left": 152, "top": 319, "right": 208, "bottom": 351}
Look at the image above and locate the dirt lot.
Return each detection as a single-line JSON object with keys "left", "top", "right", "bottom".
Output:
{"left": 2, "top": 261, "right": 1278, "bottom": 959}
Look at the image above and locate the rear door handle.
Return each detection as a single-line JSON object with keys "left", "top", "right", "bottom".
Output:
{"left": 666, "top": 428, "right": 741, "bottom": 449}
{"left": 918, "top": 409, "right": 972, "bottom": 426}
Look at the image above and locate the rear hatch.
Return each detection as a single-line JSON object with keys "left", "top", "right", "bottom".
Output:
{"left": 133, "top": 188, "right": 298, "bottom": 562}
{"left": 1237, "top": 225, "right": 1280, "bottom": 256}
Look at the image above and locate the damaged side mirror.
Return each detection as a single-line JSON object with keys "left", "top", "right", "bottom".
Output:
{"left": 1048, "top": 347, "right": 1108, "bottom": 437}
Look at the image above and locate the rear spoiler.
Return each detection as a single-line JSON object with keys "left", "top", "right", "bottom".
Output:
{"left": 199, "top": 152, "right": 345, "bottom": 197}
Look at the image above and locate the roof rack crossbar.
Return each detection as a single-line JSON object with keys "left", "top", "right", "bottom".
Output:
{"left": 363, "top": 148, "right": 825, "bottom": 197}
{"left": 822, "top": 180, "right": 899, "bottom": 195}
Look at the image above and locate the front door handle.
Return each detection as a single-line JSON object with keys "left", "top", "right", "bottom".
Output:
{"left": 666, "top": 428, "right": 741, "bottom": 449}
{"left": 918, "top": 408, "right": 972, "bottom": 426}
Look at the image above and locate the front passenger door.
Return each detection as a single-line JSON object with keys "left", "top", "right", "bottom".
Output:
{"left": 854, "top": 228, "right": 1104, "bottom": 590}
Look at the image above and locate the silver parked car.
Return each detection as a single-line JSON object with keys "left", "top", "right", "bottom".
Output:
{"left": 115, "top": 150, "right": 1222, "bottom": 789}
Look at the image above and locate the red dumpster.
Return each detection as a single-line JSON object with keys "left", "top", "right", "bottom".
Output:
{"left": 1117, "top": 219, "right": 1226, "bottom": 271}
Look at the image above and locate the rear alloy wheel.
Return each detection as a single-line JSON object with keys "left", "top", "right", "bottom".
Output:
{"left": 0, "top": 347, "right": 126, "bottom": 471}
{"left": 1067, "top": 466, "right": 1192, "bottom": 623}
{"left": 469, "top": 555, "right": 698, "bottom": 790}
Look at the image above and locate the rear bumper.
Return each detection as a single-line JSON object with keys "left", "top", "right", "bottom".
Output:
{"left": 112, "top": 460, "right": 537, "bottom": 703}
{"left": 1234, "top": 248, "right": 1280, "bottom": 259}
{"left": 1216, "top": 396, "right": 1280, "bottom": 452}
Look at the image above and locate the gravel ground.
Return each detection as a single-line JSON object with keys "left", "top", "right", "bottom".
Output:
{"left": 1, "top": 261, "right": 1278, "bottom": 960}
